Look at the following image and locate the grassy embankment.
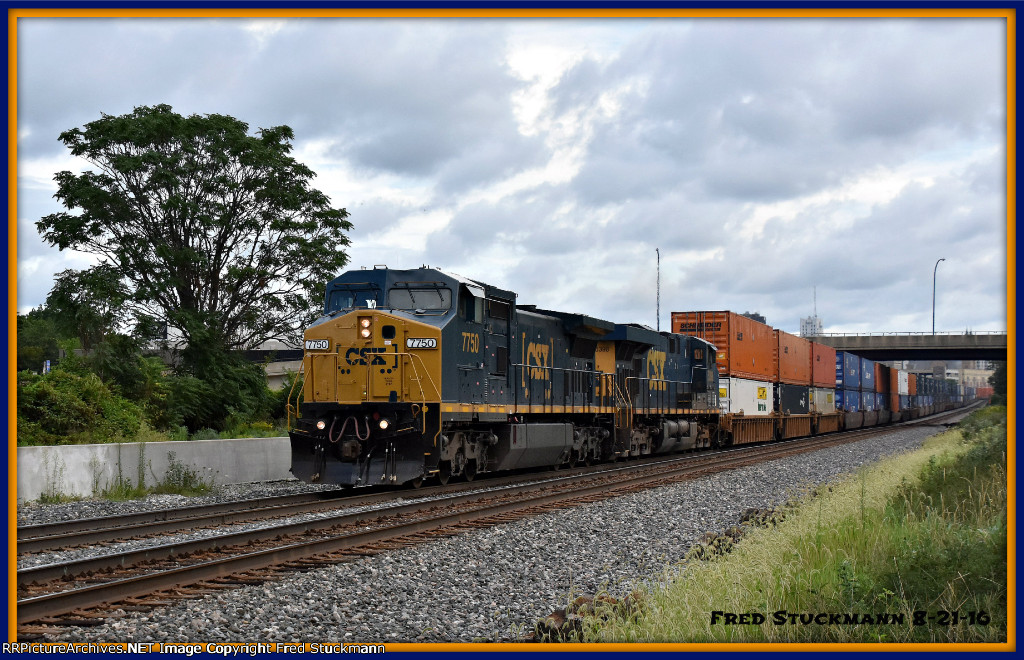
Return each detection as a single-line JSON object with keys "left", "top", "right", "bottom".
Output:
{"left": 584, "top": 406, "right": 1008, "bottom": 644}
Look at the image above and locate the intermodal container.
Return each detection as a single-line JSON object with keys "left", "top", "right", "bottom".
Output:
{"left": 811, "top": 387, "right": 836, "bottom": 413}
{"left": 875, "top": 363, "right": 890, "bottom": 393}
{"left": 774, "top": 330, "right": 812, "bottom": 385}
{"left": 835, "top": 352, "right": 861, "bottom": 390}
{"left": 861, "top": 390, "right": 875, "bottom": 411}
{"left": 900, "top": 395, "right": 911, "bottom": 410}
{"left": 908, "top": 373, "right": 917, "bottom": 396}
{"left": 897, "top": 370, "right": 909, "bottom": 395}
{"left": 672, "top": 311, "right": 776, "bottom": 381}
{"left": 775, "top": 383, "right": 810, "bottom": 414}
{"left": 836, "top": 388, "right": 860, "bottom": 412}
{"left": 875, "top": 392, "right": 886, "bottom": 411}
{"left": 860, "top": 357, "right": 876, "bottom": 392}
{"left": 718, "top": 377, "right": 774, "bottom": 415}
{"left": 890, "top": 393, "right": 901, "bottom": 411}
{"left": 977, "top": 386, "right": 994, "bottom": 398}
{"left": 810, "top": 342, "right": 836, "bottom": 388}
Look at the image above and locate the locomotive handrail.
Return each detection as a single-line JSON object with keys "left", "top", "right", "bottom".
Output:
{"left": 286, "top": 361, "right": 306, "bottom": 431}
{"left": 512, "top": 363, "right": 620, "bottom": 413}
{"left": 400, "top": 350, "right": 443, "bottom": 444}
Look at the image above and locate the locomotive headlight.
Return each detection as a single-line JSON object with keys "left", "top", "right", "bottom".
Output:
{"left": 360, "top": 318, "right": 371, "bottom": 328}
{"left": 378, "top": 418, "right": 390, "bottom": 430}
{"left": 316, "top": 420, "right": 326, "bottom": 430}
{"left": 359, "top": 317, "right": 372, "bottom": 338}
{"left": 360, "top": 328, "right": 372, "bottom": 338}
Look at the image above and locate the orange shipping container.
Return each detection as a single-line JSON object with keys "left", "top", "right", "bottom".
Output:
{"left": 875, "top": 363, "right": 891, "bottom": 393}
{"left": 908, "top": 373, "right": 918, "bottom": 395}
{"left": 810, "top": 342, "right": 836, "bottom": 388}
{"left": 671, "top": 311, "right": 776, "bottom": 381}
{"left": 889, "top": 368, "right": 899, "bottom": 394}
{"left": 890, "top": 392, "right": 901, "bottom": 411}
{"left": 775, "top": 330, "right": 812, "bottom": 385}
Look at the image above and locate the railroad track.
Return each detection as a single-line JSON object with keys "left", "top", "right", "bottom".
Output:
{"left": 16, "top": 406, "right": 976, "bottom": 636}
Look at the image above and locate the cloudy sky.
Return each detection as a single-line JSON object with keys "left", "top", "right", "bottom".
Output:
{"left": 16, "top": 15, "right": 1009, "bottom": 337}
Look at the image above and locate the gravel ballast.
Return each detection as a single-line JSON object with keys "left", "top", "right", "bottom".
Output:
{"left": 23, "top": 425, "right": 948, "bottom": 643}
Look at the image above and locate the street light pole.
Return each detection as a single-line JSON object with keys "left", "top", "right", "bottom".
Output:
{"left": 656, "top": 248, "right": 660, "bottom": 331}
{"left": 932, "top": 258, "right": 945, "bottom": 335}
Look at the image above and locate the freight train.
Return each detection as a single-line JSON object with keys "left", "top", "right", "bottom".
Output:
{"left": 287, "top": 266, "right": 967, "bottom": 487}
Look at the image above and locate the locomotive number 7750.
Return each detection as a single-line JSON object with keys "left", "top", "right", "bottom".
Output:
{"left": 462, "top": 332, "right": 480, "bottom": 353}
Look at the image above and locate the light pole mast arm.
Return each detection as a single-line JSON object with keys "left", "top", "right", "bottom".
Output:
{"left": 932, "top": 257, "right": 946, "bottom": 335}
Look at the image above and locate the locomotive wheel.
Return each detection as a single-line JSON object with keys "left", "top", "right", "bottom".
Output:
{"left": 464, "top": 459, "right": 477, "bottom": 482}
{"left": 410, "top": 476, "right": 424, "bottom": 489}
{"left": 438, "top": 462, "right": 452, "bottom": 486}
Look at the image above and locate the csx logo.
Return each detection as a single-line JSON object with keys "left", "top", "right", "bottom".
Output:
{"left": 345, "top": 347, "right": 387, "bottom": 365}
{"left": 526, "top": 342, "right": 550, "bottom": 381}
{"left": 647, "top": 350, "right": 667, "bottom": 391}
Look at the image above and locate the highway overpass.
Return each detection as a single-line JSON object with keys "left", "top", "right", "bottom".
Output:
{"left": 809, "top": 332, "right": 1008, "bottom": 362}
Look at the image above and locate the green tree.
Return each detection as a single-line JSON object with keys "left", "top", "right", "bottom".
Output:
{"left": 45, "top": 265, "right": 129, "bottom": 350}
{"left": 988, "top": 362, "right": 1006, "bottom": 404}
{"left": 16, "top": 307, "right": 63, "bottom": 372}
{"left": 37, "top": 104, "right": 352, "bottom": 351}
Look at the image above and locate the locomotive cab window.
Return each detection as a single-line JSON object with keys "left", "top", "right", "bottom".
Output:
{"left": 387, "top": 286, "right": 452, "bottom": 313}
{"left": 326, "top": 285, "right": 381, "bottom": 313}
{"left": 461, "top": 291, "right": 483, "bottom": 323}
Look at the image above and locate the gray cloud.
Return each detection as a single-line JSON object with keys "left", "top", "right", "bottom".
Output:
{"left": 16, "top": 17, "right": 1008, "bottom": 335}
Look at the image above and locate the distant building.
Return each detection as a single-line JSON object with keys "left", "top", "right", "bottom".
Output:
{"left": 800, "top": 315, "right": 823, "bottom": 337}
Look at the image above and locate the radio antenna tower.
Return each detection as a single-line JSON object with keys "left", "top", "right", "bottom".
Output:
{"left": 656, "top": 248, "right": 660, "bottom": 331}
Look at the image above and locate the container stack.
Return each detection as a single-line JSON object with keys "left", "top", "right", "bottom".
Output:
{"left": 773, "top": 330, "right": 811, "bottom": 414}
{"left": 671, "top": 311, "right": 776, "bottom": 416}
{"left": 874, "top": 362, "right": 890, "bottom": 413}
{"left": 874, "top": 362, "right": 892, "bottom": 422}
{"left": 897, "top": 369, "right": 910, "bottom": 412}
{"left": 772, "top": 329, "right": 813, "bottom": 438}
{"left": 809, "top": 341, "right": 836, "bottom": 413}
{"left": 859, "top": 356, "right": 876, "bottom": 412}
{"left": 835, "top": 351, "right": 861, "bottom": 412}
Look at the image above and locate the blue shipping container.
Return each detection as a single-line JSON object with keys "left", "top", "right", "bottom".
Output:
{"left": 860, "top": 357, "right": 875, "bottom": 392}
{"left": 836, "top": 388, "right": 861, "bottom": 412}
{"left": 875, "top": 392, "right": 886, "bottom": 411}
{"left": 861, "top": 390, "right": 875, "bottom": 411}
{"left": 900, "top": 395, "right": 910, "bottom": 409}
{"left": 835, "top": 352, "right": 861, "bottom": 390}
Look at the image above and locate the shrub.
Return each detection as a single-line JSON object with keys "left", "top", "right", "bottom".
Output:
{"left": 17, "top": 369, "right": 143, "bottom": 445}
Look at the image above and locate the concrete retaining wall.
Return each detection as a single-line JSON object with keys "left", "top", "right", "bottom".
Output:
{"left": 17, "top": 437, "right": 293, "bottom": 503}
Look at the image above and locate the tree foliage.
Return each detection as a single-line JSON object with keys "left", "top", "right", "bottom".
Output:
{"left": 16, "top": 308, "right": 62, "bottom": 372}
{"left": 37, "top": 104, "right": 352, "bottom": 350}
{"left": 988, "top": 362, "right": 1006, "bottom": 404}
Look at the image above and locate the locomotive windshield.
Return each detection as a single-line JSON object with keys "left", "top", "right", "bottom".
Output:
{"left": 326, "top": 283, "right": 382, "bottom": 313}
{"left": 388, "top": 284, "right": 452, "bottom": 313}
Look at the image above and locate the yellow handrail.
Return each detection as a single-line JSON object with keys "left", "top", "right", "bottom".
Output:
{"left": 286, "top": 360, "right": 306, "bottom": 431}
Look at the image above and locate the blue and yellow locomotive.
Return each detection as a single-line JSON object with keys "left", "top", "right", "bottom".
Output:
{"left": 288, "top": 266, "right": 720, "bottom": 487}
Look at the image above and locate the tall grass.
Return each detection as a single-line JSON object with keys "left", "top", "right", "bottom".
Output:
{"left": 586, "top": 407, "right": 1007, "bottom": 644}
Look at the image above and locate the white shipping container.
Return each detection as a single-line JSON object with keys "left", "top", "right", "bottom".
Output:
{"left": 897, "top": 370, "right": 910, "bottom": 395}
{"left": 811, "top": 387, "right": 836, "bottom": 413}
{"left": 719, "top": 377, "right": 774, "bottom": 416}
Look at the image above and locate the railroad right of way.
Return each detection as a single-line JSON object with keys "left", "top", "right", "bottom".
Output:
{"left": 15, "top": 412, "right": 964, "bottom": 644}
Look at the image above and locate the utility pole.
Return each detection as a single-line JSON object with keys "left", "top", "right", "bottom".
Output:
{"left": 656, "top": 248, "right": 660, "bottom": 331}
{"left": 932, "top": 258, "right": 945, "bottom": 335}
